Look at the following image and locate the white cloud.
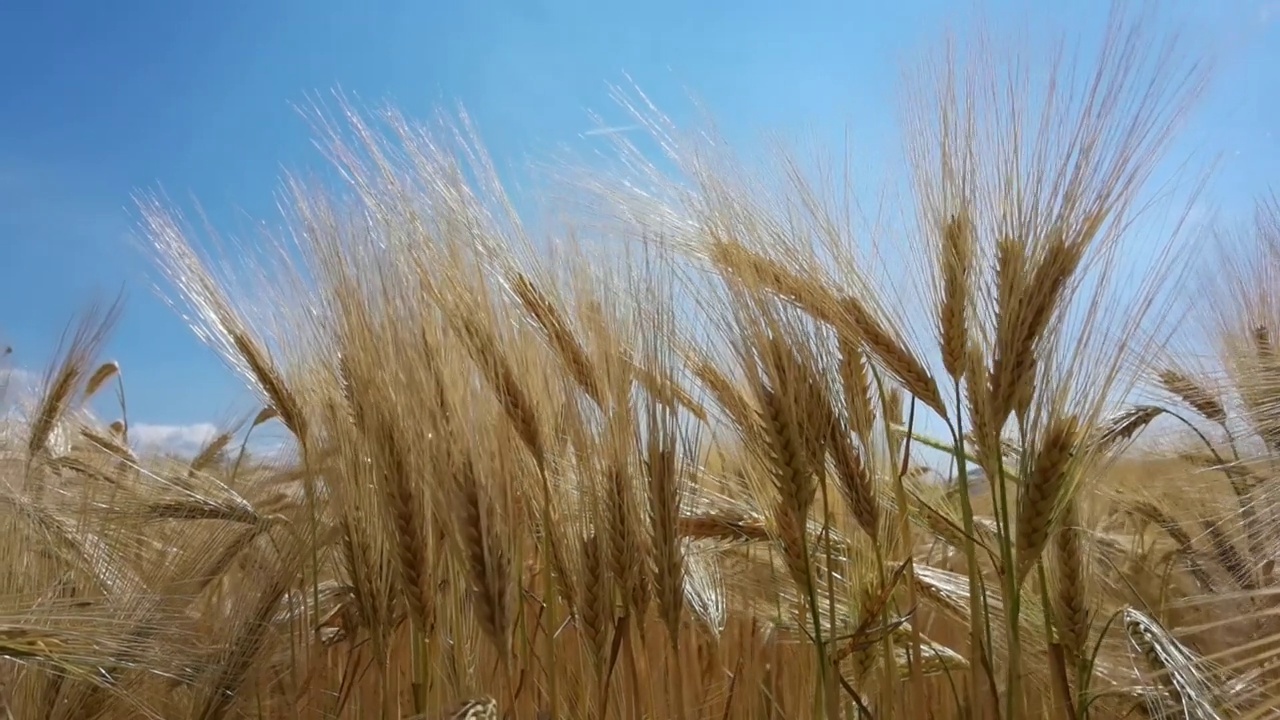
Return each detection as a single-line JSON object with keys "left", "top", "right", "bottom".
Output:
{"left": 130, "top": 423, "right": 220, "bottom": 452}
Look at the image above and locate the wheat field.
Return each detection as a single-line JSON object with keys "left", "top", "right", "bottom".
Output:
{"left": 2, "top": 6, "right": 1277, "bottom": 720}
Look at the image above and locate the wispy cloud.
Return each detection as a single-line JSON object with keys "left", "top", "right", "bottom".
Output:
{"left": 581, "top": 124, "right": 641, "bottom": 137}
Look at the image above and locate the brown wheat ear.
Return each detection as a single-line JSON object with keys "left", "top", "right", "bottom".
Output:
{"left": 760, "top": 384, "right": 817, "bottom": 589}
{"left": 454, "top": 459, "right": 514, "bottom": 664}
{"left": 226, "top": 327, "right": 308, "bottom": 443}
{"left": 578, "top": 532, "right": 614, "bottom": 669}
{"left": 1092, "top": 405, "right": 1164, "bottom": 452}
{"left": 510, "top": 272, "right": 603, "bottom": 406}
{"left": 190, "top": 430, "right": 237, "bottom": 474}
{"left": 453, "top": 314, "right": 545, "bottom": 463}
{"left": 1015, "top": 414, "right": 1081, "bottom": 584}
{"left": 938, "top": 211, "right": 974, "bottom": 381}
{"left": 29, "top": 300, "right": 124, "bottom": 459}
{"left": 1157, "top": 369, "right": 1227, "bottom": 426}
{"left": 829, "top": 423, "right": 879, "bottom": 540}
{"left": 839, "top": 295, "right": 948, "bottom": 416}
{"left": 836, "top": 335, "right": 876, "bottom": 444}
{"left": 643, "top": 417, "right": 686, "bottom": 646}
{"left": 1052, "top": 502, "right": 1091, "bottom": 668}
{"left": 82, "top": 361, "right": 119, "bottom": 402}
{"left": 1128, "top": 502, "right": 1215, "bottom": 591}
{"left": 1199, "top": 517, "right": 1255, "bottom": 590}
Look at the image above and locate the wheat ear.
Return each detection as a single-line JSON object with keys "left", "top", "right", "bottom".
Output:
{"left": 839, "top": 296, "right": 948, "bottom": 416}
{"left": 1015, "top": 414, "right": 1080, "bottom": 584}
{"left": 1051, "top": 502, "right": 1090, "bottom": 668}
{"left": 938, "top": 212, "right": 974, "bottom": 381}
{"left": 510, "top": 272, "right": 603, "bottom": 406}
{"left": 1157, "top": 369, "right": 1228, "bottom": 426}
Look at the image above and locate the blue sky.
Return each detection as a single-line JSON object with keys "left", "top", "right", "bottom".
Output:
{"left": 0, "top": 0, "right": 1276, "bottom": 452}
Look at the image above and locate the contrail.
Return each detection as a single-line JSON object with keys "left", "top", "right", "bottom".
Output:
{"left": 581, "top": 124, "right": 641, "bottom": 137}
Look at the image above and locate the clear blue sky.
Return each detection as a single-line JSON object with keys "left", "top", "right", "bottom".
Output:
{"left": 0, "top": 0, "right": 1276, "bottom": 450}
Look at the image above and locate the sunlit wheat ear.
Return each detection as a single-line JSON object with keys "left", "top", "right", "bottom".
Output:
{"left": 82, "top": 361, "right": 119, "bottom": 402}
{"left": 138, "top": 487, "right": 263, "bottom": 524}
{"left": 1015, "top": 414, "right": 1081, "bottom": 585}
{"left": 677, "top": 513, "right": 770, "bottom": 542}
{"left": 340, "top": 357, "right": 440, "bottom": 634}
{"left": 708, "top": 238, "right": 946, "bottom": 419}
{"left": 752, "top": 341, "right": 819, "bottom": 588}
{"left": 1124, "top": 607, "right": 1223, "bottom": 720}
{"left": 829, "top": 423, "right": 878, "bottom": 540}
{"left": 1198, "top": 517, "right": 1255, "bottom": 590}
{"left": 631, "top": 357, "right": 708, "bottom": 421}
{"left": 579, "top": 532, "right": 614, "bottom": 667}
{"left": 224, "top": 327, "right": 308, "bottom": 443}
{"left": 1232, "top": 325, "right": 1280, "bottom": 448}
{"left": 706, "top": 240, "right": 841, "bottom": 325}
{"left": 987, "top": 234, "right": 1027, "bottom": 406}
{"left": 418, "top": 695, "right": 496, "bottom": 720}
{"left": 838, "top": 294, "right": 948, "bottom": 416}
{"left": 963, "top": 341, "right": 1001, "bottom": 473}
{"left": 884, "top": 388, "right": 905, "bottom": 462}
{"left": 79, "top": 425, "right": 137, "bottom": 463}
{"left": 454, "top": 459, "right": 514, "bottom": 663}
{"left": 28, "top": 300, "right": 123, "bottom": 459}
{"left": 250, "top": 406, "right": 278, "bottom": 428}
{"left": 1092, "top": 405, "right": 1164, "bottom": 452}
{"left": 1128, "top": 501, "right": 1216, "bottom": 591}
{"left": 509, "top": 272, "right": 603, "bottom": 406}
{"left": 601, "top": 454, "right": 646, "bottom": 619}
{"left": 938, "top": 211, "right": 974, "bottom": 381}
{"left": 453, "top": 314, "right": 545, "bottom": 463}
{"left": 683, "top": 344, "right": 758, "bottom": 436}
{"left": 1157, "top": 369, "right": 1228, "bottom": 426}
{"left": 836, "top": 335, "right": 876, "bottom": 444}
{"left": 989, "top": 233, "right": 1086, "bottom": 426}
{"left": 190, "top": 430, "right": 236, "bottom": 474}
{"left": 1051, "top": 502, "right": 1090, "bottom": 667}
{"left": 642, "top": 405, "right": 687, "bottom": 645}
{"left": 43, "top": 456, "right": 114, "bottom": 487}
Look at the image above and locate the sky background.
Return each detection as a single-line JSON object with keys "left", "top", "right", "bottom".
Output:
{"left": 0, "top": 0, "right": 1277, "bottom": 454}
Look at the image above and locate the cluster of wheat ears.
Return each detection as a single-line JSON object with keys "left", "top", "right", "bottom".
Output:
{"left": 4, "top": 8, "right": 1280, "bottom": 720}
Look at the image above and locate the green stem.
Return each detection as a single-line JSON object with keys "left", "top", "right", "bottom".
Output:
{"left": 798, "top": 528, "right": 835, "bottom": 719}
{"left": 948, "top": 380, "right": 995, "bottom": 715}
{"left": 894, "top": 397, "right": 924, "bottom": 720}
{"left": 889, "top": 423, "right": 1020, "bottom": 487}
{"left": 993, "top": 448, "right": 1021, "bottom": 720}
